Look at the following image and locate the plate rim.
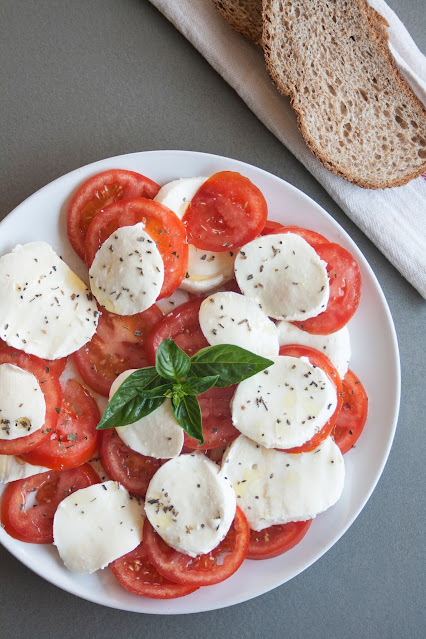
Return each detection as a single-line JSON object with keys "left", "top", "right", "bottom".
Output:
{"left": 0, "top": 149, "right": 401, "bottom": 614}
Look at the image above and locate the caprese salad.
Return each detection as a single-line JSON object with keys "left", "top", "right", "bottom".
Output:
{"left": 0, "top": 167, "right": 368, "bottom": 600}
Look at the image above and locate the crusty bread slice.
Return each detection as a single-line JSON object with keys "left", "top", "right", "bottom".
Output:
{"left": 212, "top": 0, "right": 263, "bottom": 44}
{"left": 262, "top": 0, "right": 426, "bottom": 188}
{"left": 212, "top": 0, "right": 389, "bottom": 47}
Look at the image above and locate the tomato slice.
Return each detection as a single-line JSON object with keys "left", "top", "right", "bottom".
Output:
{"left": 67, "top": 169, "right": 160, "bottom": 260}
{"left": 146, "top": 298, "right": 208, "bottom": 363}
{"left": 247, "top": 520, "right": 313, "bottom": 560}
{"left": 292, "top": 243, "right": 362, "bottom": 335}
{"left": 0, "top": 463, "right": 100, "bottom": 544}
{"left": 278, "top": 344, "right": 343, "bottom": 453}
{"left": 20, "top": 380, "right": 100, "bottom": 471}
{"left": 84, "top": 198, "right": 188, "bottom": 299}
{"left": 99, "top": 429, "right": 161, "bottom": 497}
{"left": 111, "top": 541, "right": 199, "bottom": 599}
{"left": 147, "top": 299, "right": 240, "bottom": 449}
{"left": 44, "top": 357, "right": 68, "bottom": 378}
{"left": 183, "top": 171, "right": 268, "bottom": 252}
{"left": 183, "top": 385, "right": 239, "bottom": 450}
{"left": 260, "top": 219, "right": 283, "bottom": 235}
{"left": 267, "top": 225, "right": 330, "bottom": 250}
{"left": 0, "top": 347, "right": 62, "bottom": 456}
{"left": 73, "top": 304, "right": 163, "bottom": 397}
{"left": 332, "top": 369, "right": 368, "bottom": 454}
{"left": 144, "top": 506, "right": 250, "bottom": 586}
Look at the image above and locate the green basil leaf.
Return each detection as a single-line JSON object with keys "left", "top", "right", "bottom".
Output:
{"left": 96, "top": 367, "right": 165, "bottom": 430}
{"left": 190, "top": 344, "right": 273, "bottom": 387}
{"left": 180, "top": 375, "right": 219, "bottom": 396}
{"left": 171, "top": 395, "right": 204, "bottom": 444}
{"left": 97, "top": 395, "right": 165, "bottom": 430}
{"left": 155, "top": 338, "right": 191, "bottom": 381}
{"left": 140, "top": 382, "right": 174, "bottom": 398}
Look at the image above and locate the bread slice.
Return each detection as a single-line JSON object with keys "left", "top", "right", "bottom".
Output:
{"left": 212, "top": 0, "right": 263, "bottom": 44}
{"left": 262, "top": 0, "right": 426, "bottom": 188}
{"left": 213, "top": 0, "right": 389, "bottom": 47}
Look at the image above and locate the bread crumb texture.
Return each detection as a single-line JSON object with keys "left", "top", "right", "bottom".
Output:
{"left": 259, "top": 0, "right": 426, "bottom": 188}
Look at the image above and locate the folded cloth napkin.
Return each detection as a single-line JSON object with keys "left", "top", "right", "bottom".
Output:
{"left": 149, "top": 0, "right": 426, "bottom": 298}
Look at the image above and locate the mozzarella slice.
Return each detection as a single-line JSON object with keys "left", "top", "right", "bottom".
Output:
{"left": 109, "top": 370, "right": 184, "bottom": 459}
{"left": 145, "top": 454, "right": 236, "bottom": 557}
{"left": 234, "top": 233, "right": 329, "bottom": 321}
{"left": 155, "top": 288, "right": 190, "bottom": 314}
{"left": 89, "top": 224, "right": 164, "bottom": 315}
{"left": 277, "top": 320, "right": 351, "bottom": 378}
{"left": 0, "top": 242, "right": 99, "bottom": 359}
{"left": 221, "top": 435, "right": 345, "bottom": 530}
{"left": 0, "top": 455, "right": 50, "bottom": 483}
{"left": 53, "top": 481, "right": 144, "bottom": 573}
{"left": 199, "top": 292, "right": 279, "bottom": 358}
{"left": 155, "top": 177, "right": 235, "bottom": 293}
{"left": 231, "top": 356, "right": 337, "bottom": 449}
{"left": 0, "top": 363, "right": 46, "bottom": 440}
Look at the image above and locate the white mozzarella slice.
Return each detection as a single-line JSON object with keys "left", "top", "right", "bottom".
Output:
{"left": 155, "top": 288, "right": 190, "bottom": 314}
{"left": 154, "top": 177, "right": 207, "bottom": 220}
{"left": 0, "top": 363, "right": 46, "bottom": 440}
{"left": 145, "top": 454, "right": 236, "bottom": 557}
{"left": 0, "top": 455, "right": 50, "bottom": 483}
{"left": 89, "top": 224, "right": 164, "bottom": 315}
{"left": 109, "top": 370, "right": 184, "bottom": 459}
{"left": 53, "top": 481, "right": 144, "bottom": 573}
{"left": 155, "top": 177, "right": 235, "bottom": 293}
{"left": 0, "top": 242, "right": 99, "bottom": 359}
{"left": 180, "top": 246, "right": 236, "bottom": 294}
{"left": 234, "top": 233, "right": 329, "bottom": 321}
{"left": 221, "top": 435, "right": 345, "bottom": 530}
{"left": 277, "top": 320, "right": 351, "bottom": 378}
{"left": 199, "top": 292, "right": 279, "bottom": 358}
{"left": 231, "top": 355, "right": 337, "bottom": 449}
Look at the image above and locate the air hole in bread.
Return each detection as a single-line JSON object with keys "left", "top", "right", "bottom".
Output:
{"left": 395, "top": 115, "right": 408, "bottom": 129}
{"left": 345, "top": 122, "right": 352, "bottom": 132}
{"left": 411, "top": 120, "right": 418, "bottom": 129}
{"left": 340, "top": 102, "right": 348, "bottom": 116}
{"left": 359, "top": 89, "right": 368, "bottom": 102}
{"left": 419, "top": 149, "right": 426, "bottom": 159}
{"left": 327, "top": 84, "right": 337, "bottom": 96}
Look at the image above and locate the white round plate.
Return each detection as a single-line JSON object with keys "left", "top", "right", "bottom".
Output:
{"left": 0, "top": 150, "right": 400, "bottom": 614}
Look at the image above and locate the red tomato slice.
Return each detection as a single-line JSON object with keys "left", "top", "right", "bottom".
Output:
{"left": 84, "top": 198, "right": 188, "bottom": 299}
{"left": 44, "top": 357, "right": 68, "bottom": 378}
{"left": 260, "top": 219, "right": 283, "bottom": 235}
{"left": 267, "top": 225, "right": 330, "bottom": 250}
{"left": 183, "top": 171, "right": 268, "bottom": 252}
{"left": 183, "top": 385, "right": 239, "bottom": 450}
{"left": 147, "top": 299, "right": 240, "bottom": 450}
{"left": 332, "top": 369, "right": 368, "bottom": 454}
{"left": 67, "top": 169, "right": 160, "bottom": 260}
{"left": 247, "top": 520, "right": 312, "bottom": 560}
{"left": 0, "top": 463, "right": 100, "bottom": 544}
{"left": 278, "top": 345, "right": 343, "bottom": 453}
{"left": 146, "top": 298, "right": 208, "bottom": 363}
{"left": 73, "top": 304, "right": 163, "bottom": 397}
{"left": 144, "top": 506, "right": 250, "bottom": 586}
{"left": 99, "top": 429, "right": 161, "bottom": 497}
{"left": 292, "top": 243, "right": 362, "bottom": 335}
{"left": 111, "top": 541, "right": 199, "bottom": 599}
{"left": 0, "top": 347, "right": 62, "bottom": 456}
{"left": 20, "top": 380, "right": 100, "bottom": 471}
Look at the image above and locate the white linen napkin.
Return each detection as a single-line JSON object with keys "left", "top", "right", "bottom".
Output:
{"left": 149, "top": 0, "right": 426, "bottom": 298}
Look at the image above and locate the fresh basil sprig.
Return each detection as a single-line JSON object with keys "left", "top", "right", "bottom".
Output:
{"left": 96, "top": 338, "right": 273, "bottom": 444}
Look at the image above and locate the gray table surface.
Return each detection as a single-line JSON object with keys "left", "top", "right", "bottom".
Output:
{"left": 1, "top": 1, "right": 425, "bottom": 637}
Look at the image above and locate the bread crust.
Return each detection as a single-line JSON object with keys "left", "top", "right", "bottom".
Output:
{"left": 212, "top": 0, "right": 263, "bottom": 45}
{"left": 262, "top": 0, "right": 426, "bottom": 189}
